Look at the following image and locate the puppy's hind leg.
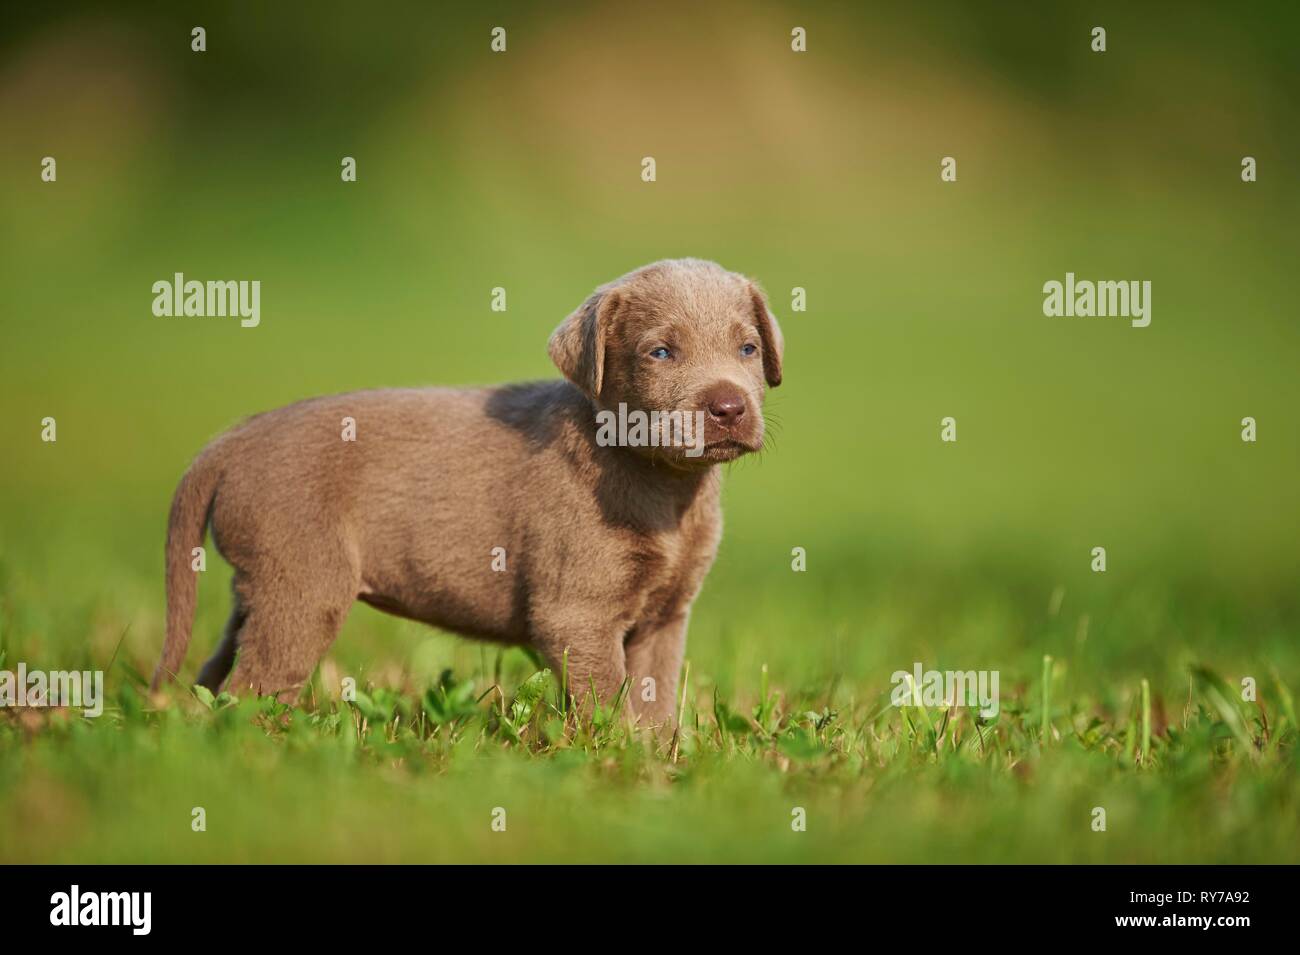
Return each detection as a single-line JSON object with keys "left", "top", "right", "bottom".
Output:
{"left": 223, "top": 595, "right": 354, "bottom": 704}
{"left": 222, "top": 554, "right": 359, "bottom": 705}
{"left": 196, "top": 601, "right": 246, "bottom": 693}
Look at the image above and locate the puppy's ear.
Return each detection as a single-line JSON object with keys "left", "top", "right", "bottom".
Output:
{"left": 548, "top": 288, "right": 623, "bottom": 400}
{"left": 748, "top": 282, "right": 784, "bottom": 387}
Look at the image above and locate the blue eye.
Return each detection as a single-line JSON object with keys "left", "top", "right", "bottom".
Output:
{"left": 649, "top": 347, "right": 672, "bottom": 360}
{"left": 741, "top": 343, "right": 758, "bottom": 357}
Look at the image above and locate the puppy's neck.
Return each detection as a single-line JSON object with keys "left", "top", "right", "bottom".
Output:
{"left": 605, "top": 448, "right": 722, "bottom": 529}
{"left": 549, "top": 385, "right": 721, "bottom": 528}
{"left": 619, "top": 446, "right": 720, "bottom": 485}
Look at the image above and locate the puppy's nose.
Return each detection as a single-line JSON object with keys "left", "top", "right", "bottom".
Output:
{"left": 704, "top": 387, "right": 746, "bottom": 427}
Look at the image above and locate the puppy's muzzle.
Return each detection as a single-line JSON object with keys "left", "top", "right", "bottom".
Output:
{"left": 704, "top": 386, "right": 746, "bottom": 428}
{"left": 697, "top": 383, "right": 761, "bottom": 455}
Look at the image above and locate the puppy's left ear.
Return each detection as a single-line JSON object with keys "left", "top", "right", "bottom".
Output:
{"left": 548, "top": 286, "right": 624, "bottom": 401}
{"left": 748, "top": 282, "right": 784, "bottom": 387}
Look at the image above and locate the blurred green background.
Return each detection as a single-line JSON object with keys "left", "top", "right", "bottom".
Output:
{"left": 1, "top": 1, "right": 1297, "bottom": 862}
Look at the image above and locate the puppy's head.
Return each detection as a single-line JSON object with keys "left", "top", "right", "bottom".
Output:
{"left": 549, "top": 258, "right": 783, "bottom": 466}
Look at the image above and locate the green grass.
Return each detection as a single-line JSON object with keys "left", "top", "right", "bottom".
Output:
{"left": 1, "top": 561, "right": 1296, "bottom": 864}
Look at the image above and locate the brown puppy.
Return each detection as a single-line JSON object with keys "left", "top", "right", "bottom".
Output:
{"left": 151, "top": 258, "right": 783, "bottom": 724}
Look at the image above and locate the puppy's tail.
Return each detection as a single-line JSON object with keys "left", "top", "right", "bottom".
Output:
{"left": 151, "top": 450, "right": 222, "bottom": 691}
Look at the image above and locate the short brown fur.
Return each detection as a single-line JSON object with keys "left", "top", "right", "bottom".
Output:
{"left": 151, "top": 259, "right": 783, "bottom": 725}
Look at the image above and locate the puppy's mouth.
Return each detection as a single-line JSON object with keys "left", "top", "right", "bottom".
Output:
{"left": 695, "top": 414, "right": 763, "bottom": 462}
{"left": 698, "top": 438, "right": 758, "bottom": 462}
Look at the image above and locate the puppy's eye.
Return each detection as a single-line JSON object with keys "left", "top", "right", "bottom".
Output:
{"left": 649, "top": 346, "right": 672, "bottom": 360}
{"left": 740, "top": 343, "right": 758, "bottom": 357}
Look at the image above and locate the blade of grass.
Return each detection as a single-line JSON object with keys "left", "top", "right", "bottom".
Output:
{"left": 1040, "top": 655, "right": 1053, "bottom": 743}
{"left": 1191, "top": 665, "right": 1255, "bottom": 758}
{"left": 1140, "top": 677, "right": 1151, "bottom": 766}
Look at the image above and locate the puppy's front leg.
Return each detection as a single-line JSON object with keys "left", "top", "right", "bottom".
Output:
{"left": 531, "top": 605, "right": 629, "bottom": 718}
{"left": 624, "top": 613, "right": 688, "bottom": 728}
